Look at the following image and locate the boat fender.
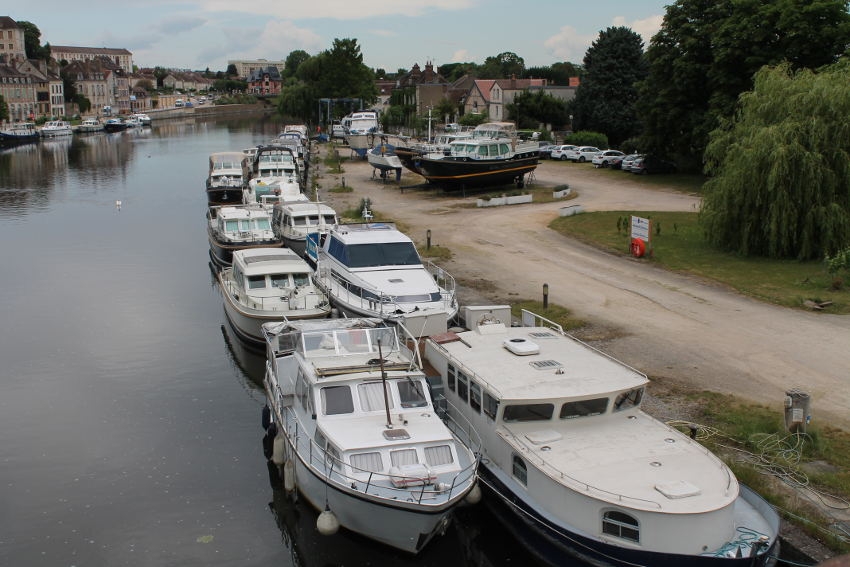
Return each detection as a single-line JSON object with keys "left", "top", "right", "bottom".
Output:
{"left": 272, "top": 435, "right": 286, "bottom": 466}
{"left": 464, "top": 482, "right": 482, "bottom": 505}
{"left": 262, "top": 422, "right": 278, "bottom": 460}
{"left": 261, "top": 405, "right": 271, "bottom": 430}
{"left": 316, "top": 507, "right": 340, "bottom": 536}
{"left": 283, "top": 459, "right": 295, "bottom": 492}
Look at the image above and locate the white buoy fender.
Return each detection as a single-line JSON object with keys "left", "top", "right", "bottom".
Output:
{"left": 283, "top": 459, "right": 295, "bottom": 492}
{"left": 316, "top": 508, "right": 339, "bottom": 536}
{"left": 272, "top": 435, "right": 286, "bottom": 466}
{"left": 465, "top": 482, "right": 482, "bottom": 505}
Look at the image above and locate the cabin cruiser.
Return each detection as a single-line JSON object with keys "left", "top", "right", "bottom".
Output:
{"left": 207, "top": 204, "right": 284, "bottom": 268}
{"left": 206, "top": 151, "right": 246, "bottom": 205}
{"left": 39, "top": 120, "right": 73, "bottom": 137}
{"left": 0, "top": 122, "right": 39, "bottom": 145}
{"left": 272, "top": 200, "right": 338, "bottom": 258}
{"left": 343, "top": 110, "right": 379, "bottom": 158}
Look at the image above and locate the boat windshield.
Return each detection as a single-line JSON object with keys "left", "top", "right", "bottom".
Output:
{"left": 341, "top": 242, "right": 420, "bottom": 268}
{"left": 300, "top": 326, "right": 398, "bottom": 357}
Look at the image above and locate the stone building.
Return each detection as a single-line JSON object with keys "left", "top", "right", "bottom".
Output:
{"left": 51, "top": 46, "right": 133, "bottom": 74}
{"left": 227, "top": 59, "right": 285, "bottom": 80}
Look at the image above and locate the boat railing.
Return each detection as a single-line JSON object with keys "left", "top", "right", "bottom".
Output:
{"left": 284, "top": 410, "right": 479, "bottom": 505}
{"left": 221, "top": 280, "right": 328, "bottom": 311}
{"left": 424, "top": 260, "right": 456, "bottom": 303}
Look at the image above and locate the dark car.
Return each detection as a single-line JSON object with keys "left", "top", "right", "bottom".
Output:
{"left": 630, "top": 155, "right": 676, "bottom": 174}
{"left": 537, "top": 142, "right": 556, "bottom": 159}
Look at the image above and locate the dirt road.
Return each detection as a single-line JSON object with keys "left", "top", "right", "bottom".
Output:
{"left": 318, "top": 150, "right": 850, "bottom": 431}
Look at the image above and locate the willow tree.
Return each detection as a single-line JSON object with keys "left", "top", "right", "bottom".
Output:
{"left": 701, "top": 62, "right": 850, "bottom": 260}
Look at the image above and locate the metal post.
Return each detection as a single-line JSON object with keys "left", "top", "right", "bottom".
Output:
{"left": 426, "top": 229, "right": 432, "bottom": 250}
{"left": 543, "top": 283, "right": 549, "bottom": 309}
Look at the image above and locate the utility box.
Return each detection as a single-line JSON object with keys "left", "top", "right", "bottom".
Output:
{"left": 784, "top": 389, "right": 812, "bottom": 434}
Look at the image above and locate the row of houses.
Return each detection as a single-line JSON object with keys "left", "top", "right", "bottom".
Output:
{"left": 1, "top": 16, "right": 214, "bottom": 123}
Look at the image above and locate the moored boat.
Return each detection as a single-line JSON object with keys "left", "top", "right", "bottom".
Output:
{"left": 208, "top": 204, "right": 284, "bottom": 268}
{"left": 271, "top": 200, "right": 338, "bottom": 258}
{"left": 74, "top": 118, "right": 104, "bottom": 134}
{"left": 217, "top": 248, "right": 331, "bottom": 345}
{"left": 39, "top": 120, "right": 73, "bottom": 137}
{"left": 422, "top": 307, "right": 781, "bottom": 567}
{"left": 260, "top": 316, "right": 481, "bottom": 553}
{"left": 103, "top": 118, "right": 128, "bottom": 133}
{"left": 308, "top": 222, "right": 458, "bottom": 337}
{"left": 414, "top": 122, "right": 538, "bottom": 189}
{"left": 206, "top": 151, "right": 246, "bottom": 206}
{"left": 0, "top": 122, "right": 39, "bottom": 145}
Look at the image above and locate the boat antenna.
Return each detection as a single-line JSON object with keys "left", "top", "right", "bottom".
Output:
{"left": 377, "top": 340, "right": 393, "bottom": 429}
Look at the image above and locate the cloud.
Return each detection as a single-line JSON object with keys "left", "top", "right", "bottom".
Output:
{"left": 155, "top": 16, "right": 208, "bottom": 35}
{"left": 452, "top": 49, "right": 471, "bottom": 63}
{"left": 223, "top": 20, "right": 323, "bottom": 60}
{"left": 198, "top": 0, "right": 475, "bottom": 20}
{"left": 612, "top": 15, "right": 664, "bottom": 48}
{"left": 543, "top": 25, "right": 595, "bottom": 64}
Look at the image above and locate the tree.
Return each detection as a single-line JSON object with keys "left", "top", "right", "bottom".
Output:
{"left": 637, "top": 0, "right": 850, "bottom": 168}
{"left": 701, "top": 62, "right": 850, "bottom": 260}
{"left": 226, "top": 64, "right": 238, "bottom": 77}
{"left": 283, "top": 50, "right": 310, "bottom": 78}
{"left": 153, "top": 67, "right": 169, "bottom": 88}
{"left": 16, "top": 20, "right": 50, "bottom": 60}
{"left": 439, "top": 62, "right": 479, "bottom": 82}
{"left": 479, "top": 52, "right": 525, "bottom": 79}
{"left": 135, "top": 79, "right": 154, "bottom": 92}
{"left": 524, "top": 62, "right": 580, "bottom": 85}
{"left": 570, "top": 27, "right": 646, "bottom": 147}
{"left": 0, "top": 94, "right": 9, "bottom": 122}
{"left": 506, "top": 90, "right": 569, "bottom": 130}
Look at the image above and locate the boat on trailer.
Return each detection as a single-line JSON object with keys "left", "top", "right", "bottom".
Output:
{"left": 261, "top": 316, "right": 481, "bottom": 553}
{"left": 422, "top": 307, "right": 780, "bottom": 567}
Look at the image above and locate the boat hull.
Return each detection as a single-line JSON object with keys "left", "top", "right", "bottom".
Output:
{"left": 207, "top": 234, "right": 284, "bottom": 268}
{"left": 0, "top": 132, "right": 40, "bottom": 146}
{"left": 206, "top": 186, "right": 244, "bottom": 206}
{"left": 415, "top": 154, "right": 538, "bottom": 188}
{"left": 477, "top": 464, "right": 779, "bottom": 567}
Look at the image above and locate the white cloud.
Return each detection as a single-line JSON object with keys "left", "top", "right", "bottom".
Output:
{"left": 543, "top": 25, "right": 595, "bottom": 64}
{"left": 452, "top": 49, "right": 471, "bottom": 63}
{"left": 612, "top": 15, "right": 664, "bottom": 48}
{"left": 198, "top": 0, "right": 475, "bottom": 20}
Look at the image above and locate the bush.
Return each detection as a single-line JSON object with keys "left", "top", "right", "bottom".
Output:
{"left": 564, "top": 130, "right": 609, "bottom": 148}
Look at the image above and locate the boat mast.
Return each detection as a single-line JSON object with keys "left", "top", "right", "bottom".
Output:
{"left": 377, "top": 340, "right": 393, "bottom": 428}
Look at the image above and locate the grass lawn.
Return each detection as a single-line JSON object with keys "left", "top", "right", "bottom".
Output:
{"left": 550, "top": 210, "right": 850, "bottom": 313}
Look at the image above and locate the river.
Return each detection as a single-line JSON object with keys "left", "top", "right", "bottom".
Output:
{"left": 0, "top": 116, "right": 548, "bottom": 567}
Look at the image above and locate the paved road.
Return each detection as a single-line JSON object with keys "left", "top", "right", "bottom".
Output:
{"left": 321, "top": 153, "right": 850, "bottom": 431}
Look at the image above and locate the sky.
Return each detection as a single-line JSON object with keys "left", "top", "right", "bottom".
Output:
{"left": 10, "top": 1, "right": 671, "bottom": 73}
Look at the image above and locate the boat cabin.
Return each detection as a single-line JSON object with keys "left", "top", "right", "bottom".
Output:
{"left": 212, "top": 206, "right": 275, "bottom": 242}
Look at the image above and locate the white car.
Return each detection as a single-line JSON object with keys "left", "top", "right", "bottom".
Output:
{"left": 591, "top": 150, "right": 625, "bottom": 168}
{"left": 550, "top": 145, "right": 577, "bottom": 161}
{"left": 565, "top": 146, "right": 601, "bottom": 162}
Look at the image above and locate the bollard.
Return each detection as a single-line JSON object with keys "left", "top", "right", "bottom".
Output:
{"left": 427, "top": 229, "right": 432, "bottom": 251}
{"left": 341, "top": 176, "right": 345, "bottom": 188}
{"left": 543, "top": 283, "right": 549, "bottom": 309}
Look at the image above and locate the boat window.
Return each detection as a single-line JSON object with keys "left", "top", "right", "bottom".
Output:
{"left": 314, "top": 430, "right": 327, "bottom": 449}
{"left": 327, "top": 444, "right": 341, "bottom": 463}
{"left": 307, "top": 215, "right": 320, "bottom": 225}
{"left": 255, "top": 218, "right": 271, "bottom": 230}
{"left": 425, "top": 445, "right": 454, "bottom": 466}
{"left": 293, "top": 216, "right": 308, "bottom": 226}
{"left": 390, "top": 448, "right": 418, "bottom": 467}
{"left": 358, "top": 382, "right": 395, "bottom": 412}
{"left": 512, "top": 455, "right": 528, "bottom": 485}
{"left": 398, "top": 379, "right": 428, "bottom": 408}
{"left": 225, "top": 219, "right": 239, "bottom": 232}
{"left": 484, "top": 392, "right": 499, "bottom": 420}
{"left": 270, "top": 274, "right": 291, "bottom": 288}
{"left": 457, "top": 372, "right": 469, "bottom": 403}
{"left": 292, "top": 273, "right": 309, "bottom": 287}
{"left": 613, "top": 387, "right": 644, "bottom": 412}
{"left": 346, "top": 242, "right": 420, "bottom": 268}
{"left": 447, "top": 365, "right": 456, "bottom": 392}
{"left": 469, "top": 381, "right": 482, "bottom": 413}
{"left": 350, "top": 452, "right": 383, "bottom": 473}
{"left": 502, "top": 403, "right": 554, "bottom": 422}
{"left": 321, "top": 385, "right": 354, "bottom": 415}
{"left": 247, "top": 275, "right": 266, "bottom": 290}
{"left": 478, "top": 145, "right": 488, "bottom": 157}
{"left": 560, "top": 397, "right": 609, "bottom": 419}
{"left": 602, "top": 510, "right": 640, "bottom": 543}
{"left": 323, "top": 215, "right": 337, "bottom": 225}
{"left": 296, "top": 372, "right": 312, "bottom": 413}
{"left": 499, "top": 143, "right": 510, "bottom": 155}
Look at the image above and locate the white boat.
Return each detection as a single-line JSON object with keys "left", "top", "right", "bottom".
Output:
{"left": 207, "top": 204, "right": 284, "bottom": 268}
{"left": 422, "top": 307, "right": 781, "bottom": 567}
{"left": 343, "top": 110, "right": 379, "bottom": 158}
{"left": 206, "top": 151, "right": 246, "bottom": 206}
{"left": 309, "top": 222, "right": 458, "bottom": 337}
{"left": 244, "top": 144, "right": 302, "bottom": 189}
{"left": 243, "top": 165, "right": 305, "bottom": 209}
{"left": 132, "top": 113, "right": 151, "bottom": 126}
{"left": 39, "top": 120, "right": 73, "bottom": 137}
{"left": 366, "top": 137, "right": 403, "bottom": 182}
{"left": 218, "top": 248, "right": 331, "bottom": 344}
{"left": 271, "top": 200, "right": 338, "bottom": 257}
{"left": 74, "top": 118, "right": 103, "bottom": 134}
{"left": 260, "top": 316, "right": 481, "bottom": 553}
{"left": 124, "top": 115, "right": 143, "bottom": 129}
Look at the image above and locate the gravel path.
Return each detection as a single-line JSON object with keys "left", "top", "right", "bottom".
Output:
{"left": 317, "top": 150, "right": 850, "bottom": 432}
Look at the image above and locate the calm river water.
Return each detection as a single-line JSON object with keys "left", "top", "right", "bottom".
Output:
{"left": 0, "top": 116, "right": 550, "bottom": 567}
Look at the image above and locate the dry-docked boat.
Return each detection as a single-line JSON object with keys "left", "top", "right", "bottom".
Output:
{"left": 413, "top": 122, "right": 538, "bottom": 189}
{"left": 217, "top": 248, "right": 331, "bottom": 345}
{"left": 308, "top": 222, "right": 458, "bottom": 337}
{"left": 422, "top": 307, "right": 781, "bottom": 567}
{"left": 260, "top": 316, "right": 481, "bottom": 553}
{"left": 343, "top": 110, "right": 379, "bottom": 158}
{"left": 206, "top": 151, "right": 245, "bottom": 206}
{"left": 207, "top": 204, "right": 283, "bottom": 268}
{"left": 366, "top": 137, "right": 403, "bottom": 181}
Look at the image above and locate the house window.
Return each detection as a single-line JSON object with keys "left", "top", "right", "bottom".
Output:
{"left": 512, "top": 455, "right": 527, "bottom": 485}
{"left": 602, "top": 510, "right": 640, "bottom": 543}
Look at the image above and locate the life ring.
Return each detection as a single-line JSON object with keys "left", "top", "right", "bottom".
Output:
{"left": 631, "top": 238, "right": 646, "bottom": 258}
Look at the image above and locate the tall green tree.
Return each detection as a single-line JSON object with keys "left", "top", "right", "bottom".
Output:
{"left": 506, "top": 90, "right": 569, "bottom": 130}
{"left": 571, "top": 27, "right": 646, "bottom": 147}
{"left": 637, "top": 0, "right": 850, "bottom": 168}
{"left": 525, "top": 62, "right": 580, "bottom": 85}
{"left": 479, "top": 52, "right": 525, "bottom": 79}
{"left": 701, "top": 62, "right": 850, "bottom": 260}
{"left": 283, "top": 50, "right": 310, "bottom": 79}
{"left": 16, "top": 20, "right": 50, "bottom": 60}
{"left": 439, "top": 62, "right": 479, "bottom": 82}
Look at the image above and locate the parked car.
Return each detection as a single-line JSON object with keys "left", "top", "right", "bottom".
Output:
{"left": 619, "top": 154, "right": 642, "bottom": 171}
{"left": 537, "top": 143, "right": 556, "bottom": 159}
{"left": 565, "top": 146, "right": 601, "bottom": 162}
{"left": 550, "top": 145, "right": 578, "bottom": 161}
{"left": 630, "top": 155, "right": 677, "bottom": 175}
{"left": 591, "top": 150, "right": 625, "bottom": 168}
